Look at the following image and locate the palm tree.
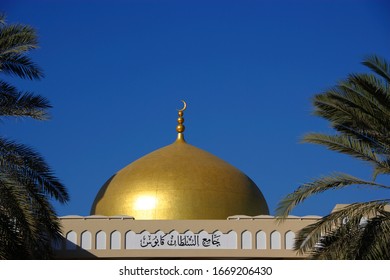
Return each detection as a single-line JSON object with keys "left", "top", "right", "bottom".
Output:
{"left": 0, "top": 14, "right": 69, "bottom": 259}
{"left": 276, "top": 55, "right": 390, "bottom": 260}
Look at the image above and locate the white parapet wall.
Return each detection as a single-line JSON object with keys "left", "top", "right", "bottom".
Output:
{"left": 55, "top": 215, "right": 321, "bottom": 259}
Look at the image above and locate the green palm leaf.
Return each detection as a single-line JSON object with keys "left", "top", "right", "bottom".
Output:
{"left": 0, "top": 53, "right": 43, "bottom": 80}
{"left": 276, "top": 173, "right": 389, "bottom": 219}
{"left": 303, "top": 133, "right": 390, "bottom": 177}
{"left": 0, "top": 23, "right": 38, "bottom": 55}
{"left": 0, "top": 14, "right": 68, "bottom": 259}
{"left": 0, "top": 175, "right": 38, "bottom": 258}
{"left": 362, "top": 55, "right": 390, "bottom": 83}
{"left": 294, "top": 201, "right": 389, "bottom": 259}
{"left": 0, "top": 137, "right": 69, "bottom": 203}
{"left": 307, "top": 214, "right": 390, "bottom": 260}
{"left": 277, "top": 55, "right": 390, "bottom": 259}
{"left": 0, "top": 81, "right": 51, "bottom": 120}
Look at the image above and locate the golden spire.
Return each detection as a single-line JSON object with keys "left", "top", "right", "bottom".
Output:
{"left": 176, "top": 100, "right": 186, "bottom": 142}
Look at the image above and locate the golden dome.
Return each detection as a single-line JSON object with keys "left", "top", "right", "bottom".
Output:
{"left": 90, "top": 102, "right": 269, "bottom": 219}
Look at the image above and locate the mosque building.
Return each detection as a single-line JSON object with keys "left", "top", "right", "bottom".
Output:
{"left": 54, "top": 101, "right": 324, "bottom": 259}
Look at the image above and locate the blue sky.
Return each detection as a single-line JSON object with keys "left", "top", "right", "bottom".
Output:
{"left": 1, "top": 0, "right": 389, "bottom": 217}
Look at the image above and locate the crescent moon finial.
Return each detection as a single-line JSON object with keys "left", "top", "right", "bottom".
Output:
{"left": 176, "top": 100, "right": 186, "bottom": 142}
{"left": 177, "top": 100, "right": 187, "bottom": 112}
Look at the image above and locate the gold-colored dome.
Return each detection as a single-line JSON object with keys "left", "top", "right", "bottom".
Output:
{"left": 90, "top": 102, "right": 269, "bottom": 219}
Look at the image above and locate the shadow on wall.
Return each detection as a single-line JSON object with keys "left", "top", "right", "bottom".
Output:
{"left": 53, "top": 233, "right": 97, "bottom": 259}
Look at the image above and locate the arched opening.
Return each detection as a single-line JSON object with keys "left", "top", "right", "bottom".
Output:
{"left": 241, "top": 230, "right": 252, "bottom": 249}
{"left": 285, "top": 231, "right": 295, "bottom": 250}
{"left": 96, "top": 231, "right": 106, "bottom": 250}
{"left": 81, "top": 231, "right": 92, "bottom": 250}
{"left": 66, "top": 231, "right": 77, "bottom": 250}
{"left": 111, "top": 230, "right": 121, "bottom": 250}
{"left": 256, "top": 231, "right": 266, "bottom": 250}
{"left": 270, "top": 231, "right": 281, "bottom": 250}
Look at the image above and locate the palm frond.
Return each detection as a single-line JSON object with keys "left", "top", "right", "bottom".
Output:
{"left": 0, "top": 53, "right": 43, "bottom": 80}
{"left": 309, "top": 222, "right": 362, "bottom": 259}
{"left": 348, "top": 73, "right": 390, "bottom": 105}
{"left": 0, "top": 174, "right": 39, "bottom": 258}
{"left": 331, "top": 124, "right": 390, "bottom": 157}
{"left": 0, "top": 14, "right": 5, "bottom": 26}
{"left": 301, "top": 211, "right": 390, "bottom": 260}
{"left": 303, "top": 133, "right": 390, "bottom": 176}
{"left": 276, "top": 173, "right": 389, "bottom": 218}
{"left": 355, "top": 213, "right": 390, "bottom": 259}
{"left": 0, "top": 137, "right": 69, "bottom": 203}
{"left": 0, "top": 13, "right": 65, "bottom": 259}
{"left": 278, "top": 55, "right": 390, "bottom": 260}
{"left": 0, "top": 175, "right": 61, "bottom": 259}
{"left": 313, "top": 88, "right": 390, "bottom": 137}
{"left": 313, "top": 95, "right": 389, "bottom": 145}
{"left": 362, "top": 55, "right": 390, "bottom": 83}
{"left": 0, "top": 24, "right": 38, "bottom": 55}
{"left": 0, "top": 21, "right": 42, "bottom": 80}
{"left": 293, "top": 201, "right": 389, "bottom": 256}
{"left": 0, "top": 81, "right": 51, "bottom": 120}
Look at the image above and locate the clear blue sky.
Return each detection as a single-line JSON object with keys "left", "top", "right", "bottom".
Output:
{"left": 1, "top": 0, "right": 389, "bottom": 217}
